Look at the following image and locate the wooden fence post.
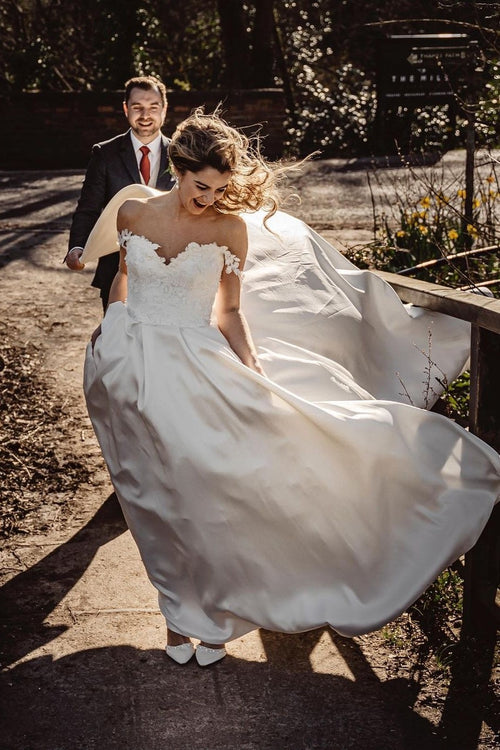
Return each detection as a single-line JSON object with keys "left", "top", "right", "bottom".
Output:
{"left": 373, "top": 271, "right": 500, "bottom": 638}
{"left": 463, "top": 325, "right": 500, "bottom": 635}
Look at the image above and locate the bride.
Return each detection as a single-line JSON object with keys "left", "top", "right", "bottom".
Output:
{"left": 83, "top": 109, "right": 500, "bottom": 667}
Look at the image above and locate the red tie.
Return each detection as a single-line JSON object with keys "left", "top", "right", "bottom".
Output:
{"left": 139, "top": 146, "right": 151, "bottom": 185}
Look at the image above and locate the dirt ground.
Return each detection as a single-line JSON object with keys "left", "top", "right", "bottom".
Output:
{"left": 0, "top": 155, "right": 498, "bottom": 750}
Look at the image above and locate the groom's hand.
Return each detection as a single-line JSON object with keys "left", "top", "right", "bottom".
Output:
{"left": 65, "top": 247, "right": 85, "bottom": 270}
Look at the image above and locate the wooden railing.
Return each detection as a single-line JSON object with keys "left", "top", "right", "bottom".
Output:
{"left": 375, "top": 271, "right": 500, "bottom": 637}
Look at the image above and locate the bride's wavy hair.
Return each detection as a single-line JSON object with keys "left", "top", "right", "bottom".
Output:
{"left": 168, "top": 107, "right": 296, "bottom": 223}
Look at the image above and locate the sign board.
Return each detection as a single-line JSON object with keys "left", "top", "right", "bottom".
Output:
{"left": 377, "top": 34, "right": 474, "bottom": 105}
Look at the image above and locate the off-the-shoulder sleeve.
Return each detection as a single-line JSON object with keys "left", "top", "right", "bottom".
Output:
{"left": 223, "top": 248, "right": 243, "bottom": 278}
{"left": 118, "top": 229, "right": 133, "bottom": 248}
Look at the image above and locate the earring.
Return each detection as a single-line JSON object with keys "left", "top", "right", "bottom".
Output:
{"left": 168, "top": 162, "right": 179, "bottom": 187}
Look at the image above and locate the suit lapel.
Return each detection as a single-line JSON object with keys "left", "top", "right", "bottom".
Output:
{"left": 120, "top": 131, "right": 141, "bottom": 183}
{"left": 157, "top": 134, "right": 173, "bottom": 190}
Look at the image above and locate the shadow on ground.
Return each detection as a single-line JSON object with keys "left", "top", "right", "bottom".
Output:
{"left": 0, "top": 170, "right": 81, "bottom": 269}
{"left": 2, "top": 495, "right": 495, "bottom": 749}
{"left": 1, "top": 643, "right": 442, "bottom": 750}
{"left": 0, "top": 494, "right": 127, "bottom": 668}
{"left": 0, "top": 189, "right": 77, "bottom": 222}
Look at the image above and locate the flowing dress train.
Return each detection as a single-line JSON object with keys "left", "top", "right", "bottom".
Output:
{"left": 83, "top": 186, "right": 500, "bottom": 643}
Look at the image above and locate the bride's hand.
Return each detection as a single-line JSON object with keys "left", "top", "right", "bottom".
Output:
{"left": 247, "top": 357, "right": 266, "bottom": 377}
{"left": 91, "top": 324, "right": 102, "bottom": 353}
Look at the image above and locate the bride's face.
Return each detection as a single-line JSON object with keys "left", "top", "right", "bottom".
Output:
{"left": 176, "top": 167, "right": 231, "bottom": 214}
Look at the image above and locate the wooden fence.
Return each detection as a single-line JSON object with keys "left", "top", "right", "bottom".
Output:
{"left": 375, "top": 270, "right": 500, "bottom": 637}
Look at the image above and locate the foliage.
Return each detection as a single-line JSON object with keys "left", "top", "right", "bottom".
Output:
{"left": 133, "top": 2, "right": 223, "bottom": 90}
{"left": 276, "top": 0, "right": 444, "bottom": 156}
{"left": 0, "top": 0, "right": 132, "bottom": 92}
{"left": 410, "top": 566, "right": 464, "bottom": 674}
{"left": 344, "top": 151, "right": 498, "bottom": 438}
{"left": 439, "top": 370, "right": 470, "bottom": 424}
{"left": 1, "top": 0, "right": 499, "bottom": 157}
{"left": 0, "top": 0, "right": 224, "bottom": 94}
{"left": 276, "top": 0, "right": 380, "bottom": 156}
{"left": 275, "top": 0, "right": 500, "bottom": 157}
{"left": 345, "top": 153, "right": 498, "bottom": 422}
{"left": 285, "top": 63, "right": 376, "bottom": 157}
{"left": 395, "top": 105, "right": 456, "bottom": 153}
{"left": 393, "top": 57, "right": 500, "bottom": 154}
{"left": 348, "top": 158, "right": 500, "bottom": 292}
{"left": 381, "top": 566, "right": 465, "bottom": 675}
{"left": 413, "top": 568, "right": 464, "bottom": 626}
{"left": 475, "top": 59, "right": 500, "bottom": 145}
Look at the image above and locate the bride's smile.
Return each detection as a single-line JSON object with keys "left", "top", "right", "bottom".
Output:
{"left": 175, "top": 166, "right": 231, "bottom": 215}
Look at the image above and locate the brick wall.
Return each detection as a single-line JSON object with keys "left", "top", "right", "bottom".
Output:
{"left": 0, "top": 89, "right": 287, "bottom": 169}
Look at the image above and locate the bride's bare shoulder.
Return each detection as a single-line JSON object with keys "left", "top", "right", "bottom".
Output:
{"left": 208, "top": 213, "right": 248, "bottom": 266}
{"left": 217, "top": 213, "right": 247, "bottom": 238}
{"left": 219, "top": 213, "right": 248, "bottom": 250}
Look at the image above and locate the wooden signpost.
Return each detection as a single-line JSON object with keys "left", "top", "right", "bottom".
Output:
{"left": 375, "top": 33, "right": 476, "bottom": 153}
{"left": 376, "top": 33, "right": 473, "bottom": 106}
{"left": 375, "top": 33, "right": 478, "bottom": 242}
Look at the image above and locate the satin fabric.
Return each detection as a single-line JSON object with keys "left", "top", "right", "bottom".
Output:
{"left": 81, "top": 185, "right": 470, "bottom": 408}
{"left": 83, "top": 187, "right": 499, "bottom": 644}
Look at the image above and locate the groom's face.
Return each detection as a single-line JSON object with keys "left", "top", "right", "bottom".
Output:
{"left": 124, "top": 87, "right": 167, "bottom": 143}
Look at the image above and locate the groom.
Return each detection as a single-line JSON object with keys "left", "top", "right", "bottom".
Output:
{"left": 65, "top": 75, "right": 176, "bottom": 308}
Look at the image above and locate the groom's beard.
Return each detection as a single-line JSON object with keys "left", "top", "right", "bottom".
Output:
{"left": 132, "top": 122, "right": 161, "bottom": 139}
{"left": 129, "top": 113, "right": 166, "bottom": 140}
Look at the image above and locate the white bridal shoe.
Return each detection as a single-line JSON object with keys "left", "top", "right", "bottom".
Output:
{"left": 165, "top": 642, "right": 195, "bottom": 665}
{"left": 195, "top": 645, "right": 227, "bottom": 667}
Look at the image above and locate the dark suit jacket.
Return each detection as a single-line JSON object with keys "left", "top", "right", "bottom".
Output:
{"left": 69, "top": 130, "right": 175, "bottom": 301}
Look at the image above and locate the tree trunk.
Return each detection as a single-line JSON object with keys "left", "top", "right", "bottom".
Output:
{"left": 250, "top": 0, "right": 275, "bottom": 87}
{"left": 272, "top": 7, "right": 297, "bottom": 125}
{"left": 217, "top": 0, "right": 251, "bottom": 88}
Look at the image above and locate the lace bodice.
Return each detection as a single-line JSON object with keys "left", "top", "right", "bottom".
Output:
{"left": 118, "top": 230, "right": 242, "bottom": 326}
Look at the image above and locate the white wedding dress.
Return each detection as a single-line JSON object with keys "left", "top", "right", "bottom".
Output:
{"left": 83, "top": 186, "right": 499, "bottom": 644}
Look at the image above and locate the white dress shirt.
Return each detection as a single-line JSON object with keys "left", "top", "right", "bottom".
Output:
{"left": 130, "top": 132, "right": 162, "bottom": 187}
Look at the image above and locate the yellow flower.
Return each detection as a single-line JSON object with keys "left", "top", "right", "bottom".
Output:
{"left": 396, "top": 230, "right": 406, "bottom": 238}
{"left": 486, "top": 175, "right": 494, "bottom": 183}
{"left": 489, "top": 190, "right": 498, "bottom": 199}
{"left": 419, "top": 196, "right": 431, "bottom": 207}
{"left": 418, "top": 210, "right": 427, "bottom": 219}
{"left": 472, "top": 198, "right": 481, "bottom": 209}
{"left": 436, "top": 194, "right": 450, "bottom": 206}
{"left": 418, "top": 225, "right": 429, "bottom": 235}
{"left": 466, "top": 224, "right": 478, "bottom": 236}
{"left": 448, "top": 229, "right": 459, "bottom": 240}
{"left": 457, "top": 189, "right": 466, "bottom": 199}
